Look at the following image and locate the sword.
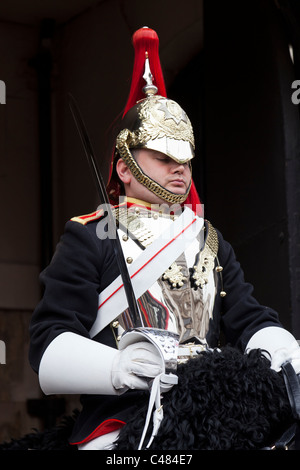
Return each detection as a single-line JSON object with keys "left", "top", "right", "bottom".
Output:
{"left": 68, "top": 93, "right": 143, "bottom": 328}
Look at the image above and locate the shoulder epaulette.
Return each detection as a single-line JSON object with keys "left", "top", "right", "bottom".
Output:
{"left": 191, "top": 220, "right": 219, "bottom": 289}
{"left": 205, "top": 220, "right": 219, "bottom": 257}
{"left": 71, "top": 209, "right": 104, "bottom": 225}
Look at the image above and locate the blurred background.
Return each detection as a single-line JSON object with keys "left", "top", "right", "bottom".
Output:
{"left": 0, "top": 0, "right": 300, "bottom": 443}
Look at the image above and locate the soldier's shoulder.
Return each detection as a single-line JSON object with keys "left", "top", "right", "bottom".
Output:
{"left": 70, "top": 209, "right": 104, "bottom": 225}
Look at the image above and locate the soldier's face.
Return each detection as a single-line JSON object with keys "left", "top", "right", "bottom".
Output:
{"left": 116, "top": 148, "right": 191, "bottom": 205}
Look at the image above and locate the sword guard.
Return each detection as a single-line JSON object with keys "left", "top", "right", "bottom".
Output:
{"left": 118, "top": 327, "right": 179, "bottom": 374}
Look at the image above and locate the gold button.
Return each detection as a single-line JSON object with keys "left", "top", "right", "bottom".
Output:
{"left": 122, "top": 234, "right": 128, "bottom": 241}
{"left": 112, "top": 321, "right": 119, "bottom": 328}
{"left": 126, "top": 257, "right": 133, "bottom": 264}
{"left": 216, "top": 266, "right": 223, "bottom": 272}
{"left": 220, "top": 291, "right": 227, "bottom": 297}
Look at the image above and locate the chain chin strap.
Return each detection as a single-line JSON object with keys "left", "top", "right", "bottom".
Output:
{"left": 116, "top": 129, "right": 191, "bottom": 205}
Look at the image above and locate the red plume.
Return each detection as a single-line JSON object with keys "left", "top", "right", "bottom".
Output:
{"left": 123, "top": 27, "right": 167, "bottom": 117}
{"left": 185, "top": 180, "right": 203, "bottom": 216}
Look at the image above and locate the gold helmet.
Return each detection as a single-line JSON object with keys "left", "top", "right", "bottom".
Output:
{"left": 107, "top": 27, "right": 200, "bottom": 209}
{"left": 117, "top": 94, "right": 195, "bottom": 164}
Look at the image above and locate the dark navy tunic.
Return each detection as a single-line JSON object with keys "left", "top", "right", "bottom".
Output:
{"left": 29, "top": 214, "right": 282, "bottom": 444}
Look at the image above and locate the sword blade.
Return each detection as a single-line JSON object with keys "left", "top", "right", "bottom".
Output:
{"left": 68, "top": 93, "right": 143, "bottom": 327}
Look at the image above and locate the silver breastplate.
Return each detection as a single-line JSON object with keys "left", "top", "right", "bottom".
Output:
{"left": 113, "top": 207, "right": 219, "bottom": 344}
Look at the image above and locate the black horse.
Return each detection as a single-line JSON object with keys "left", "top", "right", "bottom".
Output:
{"left": 0, "top": 347, "right": 297, "bottom": 450}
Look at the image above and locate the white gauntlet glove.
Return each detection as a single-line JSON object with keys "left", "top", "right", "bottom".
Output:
{"left": 246, "top": 326, "right": 300, "bottom": 374}
{"left": 112, "top": 341, "right": 164, "bottom": 394}
{"left": 39, "top": 332, "right": 171, "bottom": 397}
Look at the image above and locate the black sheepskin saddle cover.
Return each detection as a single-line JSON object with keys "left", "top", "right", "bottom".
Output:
{"left": 116, "top": 347, "right": 294, "bottom": 450}
{"left": 0, "top": 346, "right": 295, "bottom": 450}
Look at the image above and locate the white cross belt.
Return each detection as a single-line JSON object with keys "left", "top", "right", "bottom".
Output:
{"left": 89, "top": 207, "right": 203, "bottom": 338}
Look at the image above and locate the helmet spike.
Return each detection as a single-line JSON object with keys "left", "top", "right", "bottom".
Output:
{"left": 142, "top": 51, "right": 158, "bottom": 96}
{"left": 122, "top": 27, "right": 166, "bottom": 117}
